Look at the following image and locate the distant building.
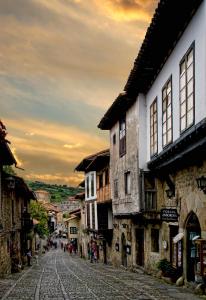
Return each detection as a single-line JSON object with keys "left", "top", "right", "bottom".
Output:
{"left": 75, "top": 149, "right": 113, "bottom": 263}
{"left": 59, "top": 197, "right": 81, "bottom": 214}
{"left": 42, "top": 202, "right": 61, "bottom": 233}
{"left": 35, "top": 190, "right": 51, "bottom": 204}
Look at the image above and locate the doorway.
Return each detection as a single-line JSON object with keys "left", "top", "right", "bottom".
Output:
{"left": 185, "top": 212, "right": 201, "bottom": 281}
{"left": 136, "top": 228, "right": 144, "bottom": 266}
{"left": 121, "top": 233, "right": 127, "bottom": 267}
{"left": 103, "top": 240, "right": 107, "bottom": 264}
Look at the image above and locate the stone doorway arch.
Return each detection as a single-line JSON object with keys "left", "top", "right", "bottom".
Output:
{"left": 185, "top": 211, "right": 201, "bottom": 281}
{"left": 121, "top": 233, "right": 127, "bottom": 267}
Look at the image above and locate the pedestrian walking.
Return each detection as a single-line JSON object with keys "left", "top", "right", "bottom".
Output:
{"left": 69, "top": 243, "right": 72, "bottom": 254}
{"left": 90, "top": 241, "right": 94, "bottom": 263}
{"left": 26, "top": 249, "right": 32, "bottom": 266}
{"left": 94, "top": 248, "right": 97, "bottom": 263}
{"left": 34, "top": 249, "right": 39, "bottom": 265}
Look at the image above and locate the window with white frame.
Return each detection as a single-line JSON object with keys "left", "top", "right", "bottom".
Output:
{"left": 86, "top": 203, "right": 90, "bottom": 228}
{"left": 150, "top": 98, "right": 158, "bottom": 156}
{"left": 85, "top": 171, "right": 96, "bottom": 200}
{"left": 86, "top": 176, "right": 89, "bottom": 199}
{"left": 124, "top": 171, "right": 131, "bottom": 195}
{"left": 180, "top": 45, "right": 194, "bottom": 132}
{"left": 70, "top": 227, "right": 77, "bottom": 234}
{"left": 162, "top": 78, "right": 172, "bottom": 147}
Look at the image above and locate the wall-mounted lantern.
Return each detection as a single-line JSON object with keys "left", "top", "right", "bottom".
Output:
{"left": 196, "top": 176, "right": 206, "bottom": 194}
{"left": 166, "top": 188, "right": 175, "bottom": 199}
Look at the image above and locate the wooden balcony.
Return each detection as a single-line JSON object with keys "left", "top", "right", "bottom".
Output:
{"left": 97, "top": 183, "right": 111, "bottom": 204}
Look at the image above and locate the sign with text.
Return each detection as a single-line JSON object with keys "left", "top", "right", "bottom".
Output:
{"left": 160, "top": 208, "right": 178, "bottom": 222}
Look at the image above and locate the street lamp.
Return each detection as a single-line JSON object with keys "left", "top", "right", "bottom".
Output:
{"left": 166, "top": 188, "right": 175, "bottom": 198}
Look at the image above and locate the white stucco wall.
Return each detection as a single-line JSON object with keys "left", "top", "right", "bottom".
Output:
{"left": 138, "top": 94, "right": 147, "bottom": 170}
{"left": 146, "top": 1, "right": 206, "bottom": 162}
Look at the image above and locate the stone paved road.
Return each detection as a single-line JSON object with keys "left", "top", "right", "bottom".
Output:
{"left": 0, "top": 248, "right": 201, "bottom": 300}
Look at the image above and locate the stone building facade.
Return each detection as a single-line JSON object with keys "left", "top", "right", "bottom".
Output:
{"left": 99, "top": 95, "right": 147, "bottom": 268}
{"left": 98, "top": 0, "right": 206, "bottom": 283}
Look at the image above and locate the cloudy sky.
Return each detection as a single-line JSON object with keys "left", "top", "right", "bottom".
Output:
{"left": 0, "top": 0, "right": 158, "bottom": 186}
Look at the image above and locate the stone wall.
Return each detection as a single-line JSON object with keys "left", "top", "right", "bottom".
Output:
{"left": 110, "top": 102, "right": 140, "bottom": 216}
{"left": 149, "top": 160, "right": 206, "bottom": 279}
{"left": 111, "top": 218, "right": 134, "bottom": 267}
{"left": 0, "top": 182, "right": 32, "bottom": 277}
{"left": 0, "top": 234, "right": 11, "bottom": 277}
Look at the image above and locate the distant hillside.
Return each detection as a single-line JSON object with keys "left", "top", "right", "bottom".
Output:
{"left": 27, "top": 181, "right": 83, "bottom": 203}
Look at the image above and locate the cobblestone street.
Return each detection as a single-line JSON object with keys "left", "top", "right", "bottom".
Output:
{"left": 0, "top": 248, "right": 201, "bottom": 300}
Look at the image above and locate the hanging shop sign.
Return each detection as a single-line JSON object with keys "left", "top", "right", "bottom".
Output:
{"left": 160, "top": 208, "right": 178, "bottom": 222}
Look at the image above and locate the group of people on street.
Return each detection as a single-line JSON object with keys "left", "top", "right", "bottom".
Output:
{"left": 47, "top": 238, "right": 58, "bottom": 249}
{"left": 61, "top": 240, "right": 77, "bottom": 254}
{"left": 25, "top": 236, "right": 78, "bottom": 267}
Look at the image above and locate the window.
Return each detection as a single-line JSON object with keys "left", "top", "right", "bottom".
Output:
{"left": 162, "top": 78, "right": 172, "bottom": 147}
{"left": 151, "top": 228, "right": 159, "bottom": 252}
{"left": 145, "top": 191, "right": 156, "bottom": 210}
{"left": 91, "top": 173, "right": 94, "bottom": 197}
{"left": 114, "top": 179, "right": 118, "bottom": 198}
{"left": 92, "top": 202, "right": 95, "bottom": 229}
{"left": 86, "top": 203, "right": 90, "bottom": 228}
{"left": 150, "top": 99, "right": 158, "bottom": 156}
{"left": 105, "top": 168, "right": 109, "bottom": 185}
{"left": 113, "top": 134, "right": 116, "bottom": 145}
{"left": 86, "top": 176, "right": 89, "bottom": 199}
{"left": 70, "top": 227, "right": 77, "bottom": 234}
{"left": 119, "top": 116, "right": 126, "bottom": 157}
{"left": 180, "top": 46, "right": 194, "bottom": 132}
{"left": 85, "top": 172, "right": 96, "bottom": 200}
{"left": 99, "top": 174, "right": 103, "bottom": 189}
{"left": 125, "top": 172, "right": 131, "bottom": 195}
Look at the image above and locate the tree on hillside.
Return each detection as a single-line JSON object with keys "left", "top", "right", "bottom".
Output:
{"left": 30, "top": 200, "right": 49, "bottom": 238}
